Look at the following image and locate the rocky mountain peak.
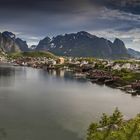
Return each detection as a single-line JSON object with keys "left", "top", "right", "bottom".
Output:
{"left": 2, "top": 31, "right": 16, "bottom": 40}
{"left": 35, "top": 31, "right": 129, "bottom": 59}
{"left": 36, "top": 36, "right": 51, "bottom": 51}
{"left": 0, "top": 31, "right": 29, "bottom": 53}
{"left": 15, "top": 38, "right": 29, "bottom": 52}
{"left": 113, "top": 38, "right": 125, "bottom": 47}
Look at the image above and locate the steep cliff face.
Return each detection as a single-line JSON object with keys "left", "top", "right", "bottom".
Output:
{"left": 0, "top": 31, "right": 30, "bottom": 53}
{"left": 112, "top": 38, "right": 128, "bottom": 57}
{"left": 15, "top": 38, "right": 29, "bottom": 52}
{"left": 0, "top": 31, "right": 21, "bottom": 53}
{"left": 36, "top": 31, "right": 129, "bottom": 59}
{"left": 127, "top": 48, "right": 140, "bottom": 58}
{"left": 36, "top": 37, "right": 51, "bottom": 51}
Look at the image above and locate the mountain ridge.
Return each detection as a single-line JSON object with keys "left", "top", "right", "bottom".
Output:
{"left": 35, "top": 31, "right": 130, "bottom": 59}
{"left": 127, "top": 48, "right": 140, "bottom": 58}
{"left": 1, "top": 30, "right": 139, "bottom": 59}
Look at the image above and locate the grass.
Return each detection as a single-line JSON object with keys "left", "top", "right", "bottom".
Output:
{"left": 7, "top": 51, "right": 57, "bottom": 59}
{"left": 112, "top": 69, "right": 140, "bottom": 84}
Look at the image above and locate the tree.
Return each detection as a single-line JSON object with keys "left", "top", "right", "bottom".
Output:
{"left": 99, "top": 113, "right": 110, "bottom": 127}
{"left": 110, "top": 108, "right": 123, "bottom": 125}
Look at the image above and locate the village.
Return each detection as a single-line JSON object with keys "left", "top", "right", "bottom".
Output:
{"left": 0, "top": 53, "right": 140, "bottom": 95}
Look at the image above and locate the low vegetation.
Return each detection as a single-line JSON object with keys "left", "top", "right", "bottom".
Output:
{"left": 92, "top": 61, "right": 140, "bottom": 85}
{"left": 7, "top": 51, "right": 57, "bottom": 59}
{"left": 114, "top": 60, "right": 140, "bottom": 65}
{"left": 87, "top": 109, "right": 140, "bottom": 140}
{"left": 112, "top": 69, "right": 140, "bottom": 84}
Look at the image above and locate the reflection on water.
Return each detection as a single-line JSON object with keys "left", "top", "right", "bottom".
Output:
{"left": 47, "top": 69, "right": 65, "bottom": 77}
{"left": 0, "top": 128, "right": 7, "bottom": 139}
{"left": 0, "top": 66, "right": 140, "bottom": 140}
{"left": 46, "top": 69, "right": 87, "bottom": 83}
{"left": 0, "top": 65, "right": 15, "bottom": 87}
{"left": 0, "top": 67, "right": 15, "bottom": 77}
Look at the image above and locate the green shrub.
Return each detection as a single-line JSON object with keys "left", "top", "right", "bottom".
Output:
{"left": 87, "top": 109, "right": 140, "bottom": 140}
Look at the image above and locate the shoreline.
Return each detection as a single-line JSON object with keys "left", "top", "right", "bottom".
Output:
{"left": 1, "top": 58, "right": 140, "bottom": 96}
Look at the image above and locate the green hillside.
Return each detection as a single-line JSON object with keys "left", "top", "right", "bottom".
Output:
{"left": 8, "top": 51, "right": 57, "bottom": 59}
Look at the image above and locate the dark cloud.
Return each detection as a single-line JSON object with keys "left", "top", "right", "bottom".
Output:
{"left": 0, "top": 0, "right": 93, "bottom": 13}
{"left": 0, "top": 0, "right": 140, "bottom": 14}
{"left": 0, "top": 0, "right": 140, "bottom": 50}
{"left": 91, "top": 0, "right": 140, "bottom": 14}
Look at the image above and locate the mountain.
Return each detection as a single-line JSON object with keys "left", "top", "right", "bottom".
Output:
{"left": 15, "top": 38, "right": 29, "bottom": 52}
{"left": 127, "top": 48, "right": 140, "bottom": 58}
{"left": 0, "top": 31, "right": 29, "bottom": 53}
{"left": 0, "top": 30, "right": 130, "bottom": 59}
{"left": 0, "top": 31, "right": 20, "bottom": 53}
{"left": 36, "top": 37, "right": 51, "bottom": 51}
{"left": 112, "top": 38, "right": 129, "bottom": 58}
{"left": 36, "top": 31, "right": 129, "bottom": 59}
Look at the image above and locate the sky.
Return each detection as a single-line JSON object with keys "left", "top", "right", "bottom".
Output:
{"left": 0, "top": 0, "right": 140, "bottom": 51}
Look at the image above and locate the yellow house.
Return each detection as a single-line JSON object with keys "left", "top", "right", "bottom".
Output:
{"left": 57, "top": 57, "right": 65, "bottom": 64}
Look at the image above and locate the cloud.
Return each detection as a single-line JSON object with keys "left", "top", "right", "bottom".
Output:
{"left": 91, "top": 0, "right": 140, "bottom": 14}
{"left": 0, "top": 0, "right": 140, "bottom": 50}
{"left": 1, "top": 0, "right": 140, "bottom": 14}
{"left": 90, "top": 27, "right": 140, "bottom": 51}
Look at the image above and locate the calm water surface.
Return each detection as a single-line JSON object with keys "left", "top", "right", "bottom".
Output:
{"left": 0, "top": 65, "right": 140, "bottom": 140}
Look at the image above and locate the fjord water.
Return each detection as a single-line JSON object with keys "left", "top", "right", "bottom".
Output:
{"left": 0, "top": 66, "right": 140, "bottom": 140}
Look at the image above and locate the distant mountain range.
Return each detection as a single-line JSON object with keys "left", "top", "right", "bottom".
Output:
{"left": 0, "top": 31, "right": 140, "bottom": 59}
{"left": 36, "top": 31, "right": 129, "bottom": 59}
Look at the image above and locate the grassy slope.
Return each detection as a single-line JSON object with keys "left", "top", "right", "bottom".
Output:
{"left": 7, "top": 51, "right": 57, "bottom": 59}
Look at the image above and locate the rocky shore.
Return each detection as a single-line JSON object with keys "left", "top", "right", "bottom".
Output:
{"left": 73, "top": 65, "right": 140, "bottom": 96}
